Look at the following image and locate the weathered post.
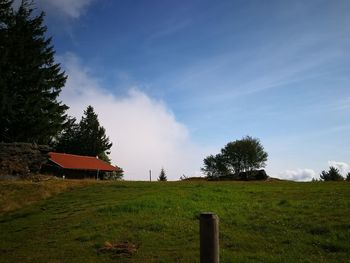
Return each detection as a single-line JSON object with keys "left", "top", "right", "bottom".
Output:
{"left": 200, "top": 212, "right": 219, "bottom": 263}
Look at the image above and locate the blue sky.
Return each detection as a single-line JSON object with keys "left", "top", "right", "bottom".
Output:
{"left": 33, "top": 0, "right": 350, "bottom": 180}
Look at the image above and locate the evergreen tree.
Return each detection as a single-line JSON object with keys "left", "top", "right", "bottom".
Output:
{"left": 320, "top": 166, "right": 344, "bottom": 181}
{"left": 0, "top": 0, "right": 68, "bottom": 143}
{"left": 54, "top": 117, "right": 79, "bottom": 153}
{"left": 158, "top": 168, "right": 167, "bottom": 181}
{"left": 77, "top": 106, "right": 112, "bottom": 159}
{"left": 98, "top": 151, "right": 112, "bottom": 164}
{"left": 346, "top": 172, "right": 350, "bottom": 181}
{"left": 0, "top": 0, "right": 14, "bottom": 140}
{"left": 55, "top": 105, "right": 112, "bottom": 161}
{"left": 0, "top": 0, "right": 12, "bottom": 26}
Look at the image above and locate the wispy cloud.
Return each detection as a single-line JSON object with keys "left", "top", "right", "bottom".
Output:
{"left": 180, "top": 36, "right": 344, "bottom": 103}
{"left": 59, "top": 53, "right": 206, "bottom": 180}
{"left": 146, "top": 19, "right": 192, "bottom": 43}
{"left": 37, "top": 0, "right": 95, "bottom": 19}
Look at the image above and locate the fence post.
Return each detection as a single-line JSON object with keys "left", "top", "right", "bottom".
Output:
{"left": 200, "top": 212, "right": 219, "bottom": 263}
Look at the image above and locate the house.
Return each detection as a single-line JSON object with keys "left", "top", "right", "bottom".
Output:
{"left": 43, "top": 152, "right": 118, "bottom": 179}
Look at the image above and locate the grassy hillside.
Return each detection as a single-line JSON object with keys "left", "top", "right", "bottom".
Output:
{"left": 0, "top": 179, "right": 98, "bottom": 213}
{"left": 0, "top": 180, "right": 349, "bottom": 262}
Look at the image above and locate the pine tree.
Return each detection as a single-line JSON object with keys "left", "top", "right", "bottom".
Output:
{"left": 77, "top": 106, "right": 112, "bottom": 159}
{"left": 55, "top": 105, "right": 113, "bottom": 161}
{"left": 320, "top": 166, "right": 344, "bottom": 181}
{"left": 158, "top": 168, "right": 167, "bottom": 181}
{"left": 0, "top": 0, "right": 68, "bottom": 143}
{"left": 53, "top": 117, "right": 79, "bottom": 153}
{"left": 0, "top": 0, "right": 14, "bottom": 140}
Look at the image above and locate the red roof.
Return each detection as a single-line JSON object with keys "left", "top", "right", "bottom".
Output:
{"left": 49, "top": 152, "right": 117, "bottom": 172}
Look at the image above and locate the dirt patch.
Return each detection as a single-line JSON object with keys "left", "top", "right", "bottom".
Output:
{"left": 97, "top": 241, "right": 138, "bottom": 257}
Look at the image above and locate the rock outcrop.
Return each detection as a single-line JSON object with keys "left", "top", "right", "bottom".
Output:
{"left": 0, "top": 143, "right": 50, "bottom": 178}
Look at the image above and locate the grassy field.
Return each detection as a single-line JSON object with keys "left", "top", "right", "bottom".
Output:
{"left": 0, "top": 180, "right": 349, "bottom": 262}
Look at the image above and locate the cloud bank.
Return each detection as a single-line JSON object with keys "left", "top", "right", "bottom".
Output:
{"left": 279, "top": 169, "right": 316, "bottom": 181}
{"left": 37, "top": 0, "right": 95, "bottom": 18}
{"left": 328, "top": 160, "right": 349, "bottom": 175}
{"left": 58, "top": 53, "right": 346, "bottom": 182}
{"left": 59, "top": 53, "right": 204, "bottom": 180}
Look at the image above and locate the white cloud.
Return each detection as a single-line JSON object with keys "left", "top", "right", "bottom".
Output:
{"left": 37, "top": 0, "right": 95, "bottom": 18}
{"left": 279, "top": 169, "right": 316, "bottom": 181}
{"left": 59, "top": 53, "right": 205, "bottom": 180}
{"left": 328, "top": 160, "right": 349, "bottom": 175}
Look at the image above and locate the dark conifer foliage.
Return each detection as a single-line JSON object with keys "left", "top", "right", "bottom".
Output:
{"left": 53, "top": 117, "right": 79, "bottom": 153}
{"left": 320, "top": 166, "right": 344, "bottom": 181}
{"left": 0, "top": 0, "right": 68, "bottom": 143}
{"left": 55, "top": 106, "right": 113, "bottom": 162}
{"left": 77, "top": 105, "right": 112, "bottom": 158}
{"left": 158, "top": 168, "right": 167, "bottom": 181}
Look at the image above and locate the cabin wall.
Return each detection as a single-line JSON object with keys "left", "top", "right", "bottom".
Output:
{"left": 42, "top": 162, "right": 105, "bottom": 179}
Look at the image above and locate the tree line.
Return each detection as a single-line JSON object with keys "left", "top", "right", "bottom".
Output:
{"left": 0, "top": 1, "right": 113, "bottom": 163}
{"left": 318, "top": 166, "right": 350, "bottom": 181}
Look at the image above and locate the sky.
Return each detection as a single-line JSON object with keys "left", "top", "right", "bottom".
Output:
{"left": 29, "top": 0, "right": 350, "bottom": 181}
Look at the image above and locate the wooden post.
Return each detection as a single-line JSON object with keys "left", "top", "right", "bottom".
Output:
{"left": 149, "top": 169, "right": 152, "bottom": 182}
{"left": 200, "top": 212, "right": 219, "bottom": 263}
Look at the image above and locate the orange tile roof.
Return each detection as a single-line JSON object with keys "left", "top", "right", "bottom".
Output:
{"left": 49, "top": 152, "right": 117, "bottom": 172}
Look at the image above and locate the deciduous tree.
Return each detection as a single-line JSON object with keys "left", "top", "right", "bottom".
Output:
{"left": 202, "top": 136, "right": 268, "bottom": 180}
{"left": 201, "top": 154, "right": 228, "bottom": 178}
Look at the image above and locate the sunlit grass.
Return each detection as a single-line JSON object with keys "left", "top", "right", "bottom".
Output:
{"left": 0, "top": 179, "right": 98, "bottom": 213}
{"left": 0, "top": 180, "right": 349, "bottom": 262}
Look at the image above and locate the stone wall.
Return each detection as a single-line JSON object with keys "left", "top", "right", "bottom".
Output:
{"left": 0, "top": 143, "right": 51, "bottom": 178}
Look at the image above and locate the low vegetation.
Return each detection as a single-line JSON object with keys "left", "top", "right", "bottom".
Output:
{"left": 1, "top": 180, "right": 349, "bottom": 262}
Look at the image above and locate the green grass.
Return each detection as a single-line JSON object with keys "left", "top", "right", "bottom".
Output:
{"left": 0, "top": 181, "right": 349, "bottom": 262}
